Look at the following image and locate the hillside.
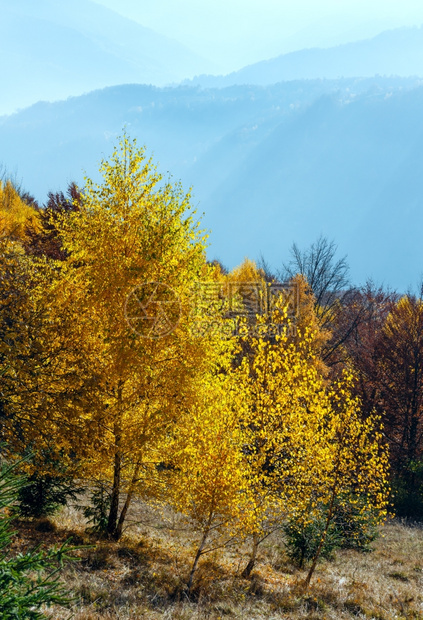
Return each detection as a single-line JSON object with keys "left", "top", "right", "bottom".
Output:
{"left": 10, "top": 506, "right": 423, "bottom": 619}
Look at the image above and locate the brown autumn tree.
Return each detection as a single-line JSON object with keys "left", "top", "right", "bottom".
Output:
{"left": 345, "top": 284, "right": 423, "bottom": 515}
{"left": 375, "top": 293, "right": 423, "bottom": 511}
{"left": 25, "top": 182, "right": 81, "bottom": 260}
{"left": 343, "top": 284, "right": 395, "bottom": 415}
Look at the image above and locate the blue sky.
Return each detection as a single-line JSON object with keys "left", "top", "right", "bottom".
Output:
{"left": 94, "top": 0, "right": 423, "bottom": 71}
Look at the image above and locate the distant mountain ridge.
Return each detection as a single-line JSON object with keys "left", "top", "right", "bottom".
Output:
{"left": 0, "top": 0, "right": 210, "bottom": 114}
{"left": 188, "top": 26, "right": 423, "bottom": 87}
{"left": 0, "top": 76, "right": 422, "bottom": 290}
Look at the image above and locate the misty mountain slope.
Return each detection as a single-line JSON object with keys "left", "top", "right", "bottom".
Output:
{"left": 199, "top": 88, "right": 423, "bottom": 285}
{"left": 0, "top": 83, "right": 278, "bottom": 192}
{"left": 0, "top": 78, "right": 422, "bottom": 289}
{"left": 189, "top": 27, "right": 423, "bottom": 88}
{"left": 1, "top": 78, "right": 405, "bottom": 199}
{"left": 353, "top": 122, "right": 423, "bottom": 286}
{"left": 0, "top": 0, "right": 208, "bottom": 114}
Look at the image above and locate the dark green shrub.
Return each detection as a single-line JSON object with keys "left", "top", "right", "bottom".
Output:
{"left": 82, "top": 480, "right": 112, "bottom": 535}
{"left": 392, "top": 462, "right": 423, "bottom": 519}
{"left": 16, "top": 470, "right": 82, "bottom": 518}
{"left": 334, "top": 499, "right": 379, "bottom": 551}
{"left": 14, "top": 448, "right": 83, "bottom": 519}
{"left": 284, "top": 495, "right": 380, "bottom": 567}
{"left": 0, "top": 460, "right": 78, "bottom": 619}
{"left": 283, "top": 512, "right": 341, "bottom": 568}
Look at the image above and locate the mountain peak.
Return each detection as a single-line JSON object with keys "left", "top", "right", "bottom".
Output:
{"left": 187, "top": 26, "right": 423, "bottom": 88}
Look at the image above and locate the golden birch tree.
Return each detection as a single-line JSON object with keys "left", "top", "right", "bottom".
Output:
{"left": 49, "top": 134, "right": 214, "bottom": 539}
{"left": 164, "top": 348, "right": 255, "bottom": 593}
{"left": 238, "top": 293, "right": 389, "bottom": 582}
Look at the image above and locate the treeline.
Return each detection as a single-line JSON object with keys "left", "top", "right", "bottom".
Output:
{"left": 0, "top": 135, "right": 420, "bottom": 597}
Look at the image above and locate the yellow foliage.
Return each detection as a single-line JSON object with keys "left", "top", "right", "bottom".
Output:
{"left": 288, "top": 274, "right": 330, "bottom": 370}
{"left": 238, "top": 292, "right": 390, "bottom": 571}
{"left": 0, "top": 180, "right": 40, "bottom": 242}
{"left": 45, "top": 134, "right": 220, "bottom": 537}
{"left": 167, "top": 361, "right": 254, "bottom": 537}
{"left": 228, "top": 257, "right": 265, "bottom": 284}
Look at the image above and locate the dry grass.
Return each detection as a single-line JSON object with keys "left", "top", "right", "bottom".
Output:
{"left": 11, "top": 501, "right": 423, "bottom": 619}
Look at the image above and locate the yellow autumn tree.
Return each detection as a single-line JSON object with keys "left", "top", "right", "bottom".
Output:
{"left": 228, "top": 258, "right": 265, "bottom": 285}
{"left": 238, "top": 294, "right": 389, "bottom": 582}
{"left": 237, "top": 299, "right": 329, "bottom": 577}
{"left": 302, "top": 373, "right": 390, "bottom": 587}
{"left": 0, "top": 180, "right": 40, "bottom": 242}
{"left": 20, "top": 134, "right": 216, "bottom": 539}
{"left": 287, "top": 273, "right": 330, "bottom": 372}
{"left": 226, "top": 258, "right": 267, "bottom": 321}
{"left": 164, "top": 347, "right": 255, "bottom": 592}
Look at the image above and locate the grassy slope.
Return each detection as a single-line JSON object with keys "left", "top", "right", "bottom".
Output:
{"left": 10, "top": 501, "right": 423, "bottom": 619}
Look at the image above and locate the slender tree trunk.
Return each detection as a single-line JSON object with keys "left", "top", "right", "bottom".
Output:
{"left": 107, "top": 444, "right": 121, "bottom": 537}
{"left": 304, "top": 491, "right": 336, "bottom": 589}
{"left": 186, "top": 527, "right": 210, "bottom": 594}
{"left": 242, "top": 532, "right": 260, "bottom": 578}
{"left": 107, "top": 386, "right": 123, "bottom": 537}
{"left": 114, "top": 463, "right": 141, "bottom": 540}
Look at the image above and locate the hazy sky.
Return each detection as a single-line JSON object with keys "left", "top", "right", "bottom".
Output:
{"left": 94, "top": 0, "right": 423, "bottom": 71}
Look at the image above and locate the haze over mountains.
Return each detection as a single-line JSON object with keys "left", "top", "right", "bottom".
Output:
{"left": 189, "top": 26, "right": 423, "bottom": 87}
{"left": 2, "top": 76, "right": 422, "bottom": 290}
{"left": 92, "top": 0, "right": 423, "bottom": 72}
{"left": 0, "top": 0, "right": 209, "bottom": 115}
{"left": 1, "top": 1, "right": 423, "bottom": 290}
